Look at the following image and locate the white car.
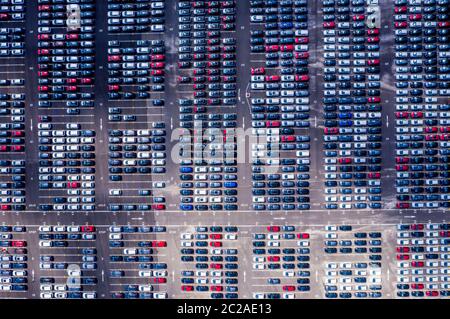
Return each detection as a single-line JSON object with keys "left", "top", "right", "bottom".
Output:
{"left": 138, "top": 285, "right": 153, "bottom": 292}
{"left": 253, "top": 263, "right": 265, "bottom": 270}
{"left": 181, "top": 241, "right": 193, "bottom": 247}
{"left": 139, "top": 271, "right": 153, "bottom": 277}
{"left": 180, "top": 233, "right": 193, "bottom": 240}
{"left": 39, "top": 241, "right": 52, "bottom": 247}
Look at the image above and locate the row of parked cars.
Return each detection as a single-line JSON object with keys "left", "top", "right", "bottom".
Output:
{"left": 107, "top": 127, "right": 166, "bottom": 212}
{"left": 0, "top": 0, "right": 24, "bottom": 23}
{"left": 107, "top": 0, "right": 165, "bottom": 33}
{"left": 323, "top": 225, "right": 383, "bottom": 298}
{"left": 109, "top": 226, "right": 168, "bottom": 299}
{"left": 0, "top": 226, "right": 27, "bottom": 293}
{"left": 396, "top": 223, "right": 450, "bottom": 298}
{"left": 394, "top": 0, "right": 450, "bottom": 210}
{"left": 107, "top": 40, "right": 165, "bottom": 100}
{"left": 106, "top": 1, "right": 167, "bottom": 212}
{"left": 0, "top": 2, "right": 26, "bottom": 214}
{"left": 37, "top": 123, "right": 96, "bottom": 211}
{"left": 180, "top": 226, "right": 239, "bottom": 298}
{"left": 177, "top": 0, "right": 239, "bottom": 211}
{"left": 323, "top": 225, "right": 383, "bottom": 256}
{"left": 39, "top": 225, "right": 97, "bottom": 299}
{"left": 322, "top": 0, "right": 382, "bottom": 210}
{"left": 249, "top": 0, "right": 311, "bottom": 211}
{"left": 0, "top": 24, "right": 24, "bottom": 57}
{"left": 252, "top": 226, "right": 311, "bottom": 299}
{"left": 37, "top": 0, "right": 96, "bottom": 212}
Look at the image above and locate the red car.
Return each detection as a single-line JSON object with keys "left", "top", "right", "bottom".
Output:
{"left": 151, "top": 69, "right": 164, "bottom": 76}
{"left": 38, "top": 34, "right": 50, "bottom": 40}
{"left": 297, "top": 233, "right": 310, "bottom": 239}
{"left": 108, "top": 85, "right": 119, "bottom": 91}
{"left": 323, "top": 21, "right": 335, "bottom": 28}
{"left": 267, "top": 226, "right": 280, "bottom": 232}
{"left": 153, "top": 241, "right": 167, "bottom": 247}
{"left": 425, "top": 127, "right": 438, "bottom": 133}
{"left": 409, "top": 14, "right": 422, "bottom": 21}
{"left": 210, "top": 286, "right": 223, "bottom": 291}
{"left": 38, "top": 71, "right": 49, "bottom": 77}
{"left": 367, "top": 59, "right": 380, "bottom": 66}
{"left": 11, "top": 131, "right": 24, "bottom": 137}
{"left": 394, "top": 22, "right": 407, "bottom": 28}
{"left": 0, "top": 205, "right": 10, "bottom": 211}
{"left": 367, "top": 29, "right": 379, "bottom": 35}
{"left": 38, "top": 86, "right": 49, "bottom": 92}
{"left": 295, "top": 52, "right": 309, "bottom": 59}
{"left": 66, "top": 34, "right": 79, "bottom": 40}
{"left": 153, "top": 278, "right": 166, "bottom": 284}
{"left": 295, "top": 75, "right": 309, "bottom": 82}
{"left": 396, "top": 254, "right": 409, "bottom": 260}
{"left": 282, "top": 286, "right": 295, "bottom": 292}
{"left": 81, "top": 78, "right": 93, "bottom": 84}
{"left": 11, "top": 241, "right": 26, "bottom": 247}
{"left": 295, "top": 37, "right": 309, "bottom": 44}
{"left": 108, "top": 55, "right": 121, "bottom": 62}
{"left": 210, "top": 234, "right": 222, "bottom": 240}
{"left": 210, "top": 241, "right": 222, "bottom": 247}
{"left": 151, "top": 62, "right": 165, "bottom": 69}
{"left": 267, "top": 256, "right": 280, "bottom": 262}
{"left": 66, "top": 78, "right": 77, "bottom": 84}
{"left": 151, "top": 54, "right": 165, "bottom": 61}
{"left": 426, "top": 291, "right": 439, "bottom": 297}
{"left": 0, "top": 146, "right": 8, "bottom": 152}
{"left": 181, "top": 286, "right": 194, "bottom": 292}
{"left": 280, "top": 45, "right": 294, "bottom": 51}
{"left": 324, "top": 127, "right": 338, "bottom": 134}
{"left": 353, "top": 14, "right": 365, "bottom": 21}
{"left": 396, "top": 247, "right": 410, "bottom": 253}
{"left": 281, "top": 135, "right": 295, "bottom": 142}
{"left": 66, "top": 86, "right": 77, "bottom": 92}
{"left": 338, "top": 158, "right": 352, "bottom": 164}
{"left": 38, "top": 5, "right": 50, "bottom": 10}
{"left": 411, "top": 261, "right": 424, "bottom": 267}
{"left": 11, "top": 146, "right": 24, "bottom": 152}
{"left": 251, "top": 67, "right": 265, "bottom": 75}
{"left": 368, "top": 97, "right": 381, "bottom": 103}
{"left": 68, "top": 182, "right": 80, "bottom": 188}
{"left": 81, "top": 226, "right": 95, "bottom": 232}
{"left": 265, "top": 45, "right": 279, "bottom": 52}
{"left": 266, "top": 121, "right": 280, "bottom": 127}
{"left": 265, "top": 75, "right": 280, "bottom": 82}
{"left": 152, "top": 204, "right": 165, "bottom": 210}
{"left": 395, "top": 112, "right": 409, "bottom": 119}
{"left": 395, "top": 165, "right": 408, "bottom": 171}
{"left": 411, "top": 224, "right": 424, "bottom": 230}
{"left": 394, "top": 6, "right": 407, "bottom": 13}
{"left": 210, "top": 263, "right": 223, "bottom": 269}
{"left": 38, "top": 49, "right": 49, "bottom": 55}
{"left": 410, "top": 112, "right": 423, "bottom": 118}
{"left": 396, "top": 203, "right": 410, "bottom": 209}
{"left": 396, "top": 157, "right": 409, "bottom": 164}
